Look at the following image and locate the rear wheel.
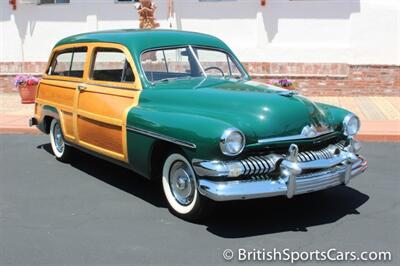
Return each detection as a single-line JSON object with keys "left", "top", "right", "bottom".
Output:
{"left": 49, "top": 119, "right": 73, "bottom": 162}
{"left": 162, "top": 152, "right": 213, "bottom": 221}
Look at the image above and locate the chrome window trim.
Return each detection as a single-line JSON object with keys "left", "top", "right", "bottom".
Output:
{"left": 126, "top": 126, "right": 197, "bottom": 149}
{"left": 257, "top": 129, "right": 334, "bottom": 144}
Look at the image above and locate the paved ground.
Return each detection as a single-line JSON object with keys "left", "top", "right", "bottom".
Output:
{"left": 0, "top": 135, "right": 399, "bottom": 266}
{"left": 0, "top": 93, "right": 36, "bottom": 134}
{"left": 1, "top": 93, "right": 400, "bottom": 140}
{"left": 310, "top": 96, "right": 400, "bottom": 141}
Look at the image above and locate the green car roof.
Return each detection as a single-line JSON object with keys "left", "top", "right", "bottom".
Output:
{"left": 55, "top": 29, "right": 232, "bottom": 54}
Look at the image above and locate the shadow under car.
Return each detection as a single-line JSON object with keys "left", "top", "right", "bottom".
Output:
{"left": 37, "top": 142, "right": 369, "bottom": 238}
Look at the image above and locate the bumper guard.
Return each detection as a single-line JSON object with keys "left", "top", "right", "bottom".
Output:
{"left": 193, "top": 141, "right": 367, "bottom": 201}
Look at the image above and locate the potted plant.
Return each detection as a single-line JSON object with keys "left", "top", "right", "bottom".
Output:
{"left": 272, "top": 79, "right": 297, "bottom": 90}
{"left": 14, "top": 75, "right": 39, "bottom": 104}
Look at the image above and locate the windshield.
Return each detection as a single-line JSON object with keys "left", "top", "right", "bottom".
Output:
{"left": 141, "top": 46, "right": 245, "bottom": 83}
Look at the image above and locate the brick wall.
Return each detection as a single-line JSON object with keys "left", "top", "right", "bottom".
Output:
{"left": 1, "top": 62, "right": 399, "bottom": 96}
{"left": 245, "top": 63, "right": 400, "bottom": 96}
{"left": 1, "top": 62, "right": 47, "bottom": 93}
{"left": 0, "top": 62, "right": 48, "bottom": 74}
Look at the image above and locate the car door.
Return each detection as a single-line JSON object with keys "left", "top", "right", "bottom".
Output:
{"left": 74, "top": 43, "right": 142, "bottom": 162}
{"left": 36, "top": 46, "right": 88, "bottom": 143}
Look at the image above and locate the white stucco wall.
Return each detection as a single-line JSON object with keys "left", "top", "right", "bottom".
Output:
{"left": 0, "top": 0, "right": 399, "bottom": 65}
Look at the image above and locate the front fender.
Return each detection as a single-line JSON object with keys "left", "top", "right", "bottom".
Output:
{"left": 127, "top": 106, "right": 235, "bottom": 161}
{"left": 315, "top": 103, "right": 352, "bottom": 132}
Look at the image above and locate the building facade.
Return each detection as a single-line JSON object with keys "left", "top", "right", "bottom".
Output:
{"left": 1, "top": 0, "right": 399, "bottom": 95}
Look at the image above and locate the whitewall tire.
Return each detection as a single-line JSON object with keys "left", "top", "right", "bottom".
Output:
{"left": 162, "top": 152, "right": 213, "bottom": 220}
{"left": 49, "top": 119, "right": 72, "bottom": 162}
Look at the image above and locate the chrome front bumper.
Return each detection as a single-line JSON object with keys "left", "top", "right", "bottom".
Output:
{"left": 193, "top": 141, "right": 368, "bottom": 201}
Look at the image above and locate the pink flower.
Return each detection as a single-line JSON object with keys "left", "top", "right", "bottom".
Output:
{"left": 14, "top": 75, "right": 40, "bottom": 86}
{"left": 272, "top": 79, "right": 295, "bottom": 88}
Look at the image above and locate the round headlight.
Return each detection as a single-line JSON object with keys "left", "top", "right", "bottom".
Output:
{"left": 343, "top": 114, "right": 360, "bottom": 136}
{"left": 220, "top": 128, "right": 246, "bottom": 156}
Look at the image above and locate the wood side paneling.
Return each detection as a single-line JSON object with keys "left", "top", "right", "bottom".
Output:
{"left": 77, "top": 116, "right": 123, "bottom": 154}
{"left": 37, "top": 83, "right": 75, "bottom": 107}
{"left": 61, "top": 111, "right": 74, "bottom": 138}
{"left": 35, "top": 80, "right": 77, "bottom": 139}
{"left": 78, "top": 91, "right": 134, "bottom": 119}
{"left": 34, "top": 42, "right": 143, "bottom": 162}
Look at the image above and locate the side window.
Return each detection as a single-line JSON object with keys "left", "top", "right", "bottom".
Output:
{"left": 196, "top": 49, "right": 230, "bottom": 76}
{"left": 48, "top": 47, "right": 87, "bottom": 78}
{"left": 70, "top": 49, "right": 87, "bottom": 77}
{"left": 49, "top": 51, "right": 72, "bottom": 76}
{"left": 164, "top": 48, "right": 191, "bottom": 74}
{"left": 228, "top": 57, "right": 242, "bottom": 78}
{"left": 91, "top": 48, "right": 134, "bottom": 83}
{"left": 193, "top": 47, "right": 244, "bottom": 79}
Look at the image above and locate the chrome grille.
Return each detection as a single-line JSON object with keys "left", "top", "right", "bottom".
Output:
{"left": 240, "top": 142, "right": 346, "bottom": 177}
{"left": 240, "top": 155, "right": 279, "bottom": 176}
{"left": 297, "top": 142, "right": 345, "bottom": 162}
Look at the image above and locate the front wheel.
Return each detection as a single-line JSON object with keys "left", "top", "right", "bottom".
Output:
{"left": 162, "top": 153, "right": 213, "bottom": 221}
{"left": 49, "top": 119, "right": 73, "bottom": 162}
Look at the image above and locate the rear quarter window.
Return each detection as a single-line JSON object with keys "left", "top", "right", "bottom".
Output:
{"left": 47, "top": 47, "right": 87, "bottom": 78}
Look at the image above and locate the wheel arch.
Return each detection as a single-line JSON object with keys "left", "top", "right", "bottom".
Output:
{"left": 148, "top": 140, "right": 186, "bottom": 181}
{"left": 43, "top": 116, "right": 53, "bottom": 134}
{"left": 39, "top": 105, "right": 60, "bottom": 134}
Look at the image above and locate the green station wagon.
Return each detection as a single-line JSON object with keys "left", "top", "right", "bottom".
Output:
{"left": 30, "top": 30, "right": 367, "bottom": 220}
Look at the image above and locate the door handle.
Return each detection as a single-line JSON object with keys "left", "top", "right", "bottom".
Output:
{"left": 77, "top": 84, "right": 87, "bottom": 91}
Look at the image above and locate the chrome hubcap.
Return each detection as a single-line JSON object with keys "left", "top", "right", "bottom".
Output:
{"left": 53, "top": 122, "right": 64, "bottom": 153}
{"left": 169, "top": 161, "right": 195, "bottom": 206}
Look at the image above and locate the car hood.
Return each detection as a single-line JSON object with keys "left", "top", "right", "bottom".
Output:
{"left": 141, "top": 77, "right": 336, "bottom": 143}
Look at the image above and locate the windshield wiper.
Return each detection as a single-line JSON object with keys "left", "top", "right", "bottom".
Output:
{"left": 159, "top": 78, "right": 173, "bottom": 83}
{"left": 156, "top": 77, "right": 179, "bottom": 83}
{"left": 231, "top": 75, "right": 243, "bottom": 80}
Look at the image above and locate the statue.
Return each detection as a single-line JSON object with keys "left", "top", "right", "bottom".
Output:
{"left": 136, "top": 0, "right": 160, "bottom": 29}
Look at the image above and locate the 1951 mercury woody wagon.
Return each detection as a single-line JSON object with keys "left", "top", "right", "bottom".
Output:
{"left": 30, "top": 29, "right": 367, "bottom": 220}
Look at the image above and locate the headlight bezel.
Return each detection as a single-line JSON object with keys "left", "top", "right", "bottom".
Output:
{"left": 343, "top": 114, "right": 360, "bottom": 137}
{"left": 219, "top": 128, "right": 246, "bottom": 156}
